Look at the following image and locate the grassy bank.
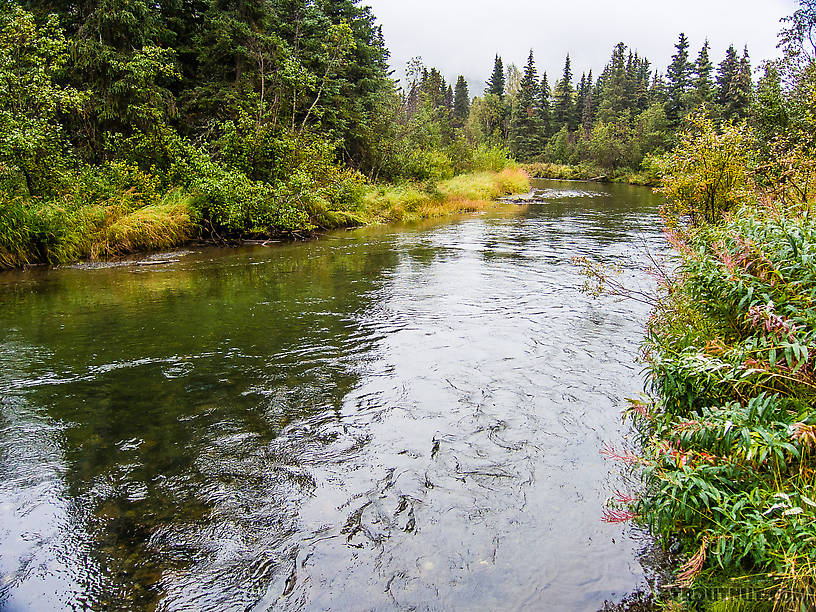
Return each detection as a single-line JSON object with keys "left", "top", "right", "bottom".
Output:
{"left": 0, "top": 168, "right": 529, "bottom": 270}
{"left": 522, "top": 162, "right": 658, "bottom": 186}
{"left": 361, "top": 168, "right": 529, "bottom": 224}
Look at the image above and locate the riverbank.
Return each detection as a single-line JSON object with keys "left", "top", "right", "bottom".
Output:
{"left": 0, "top": 168, "right": 529, "bottom": 271}
{"left": 521, "top": 162, "right": 658, "bottom": 186}
{"left": 604, "top": 197, "right": 816, "bottom": 609}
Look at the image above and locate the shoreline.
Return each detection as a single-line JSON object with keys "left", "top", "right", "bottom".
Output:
{"left": 521, "top": 163, "right": 658, "bottom": 187}
{"left": 0, "top": 168, "right": 531, "bottom": 274}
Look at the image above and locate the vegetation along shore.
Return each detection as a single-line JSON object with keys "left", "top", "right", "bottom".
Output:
{"left": 591, "top": 2, "right": 816, "bottom": 608}
{"left": 0, "top": 0, "right": 760, "bottom": 270}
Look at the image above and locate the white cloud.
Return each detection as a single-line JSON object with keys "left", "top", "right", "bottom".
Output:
{"left": 364, "top": 0, "right": 798, "bottom": 93}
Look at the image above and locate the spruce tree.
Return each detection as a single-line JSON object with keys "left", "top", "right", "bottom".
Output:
{"left": 596, "top": 42, "right": 628, "bottom": 122}
{"left": 716, "top": 45, "right": 739, "bottom": 112}
{"left": 553, "top": 54, "right": 575, "bottom": 131}
{"left": 487, "top": 55, "right": 505, "bottom": 97}
{"left": 649, "top": 72, "right": 668, "bottom": 105}
{"left": 732, "top": 47, "right": 753, "bottom": 120}
{"left": 539, "top": 72, "right": 552, "bottom": 137}
{"left": 752, "top": 64, "right": 789, "bottom": 141}
{"left": 691, "top": 40, "right": 714, "bottom": 108}
{"left": 666, "top": 32, "right": 692, "bottom": 127}
{"left": 581, "top": 70, "right": 595, "bottom": 128}
{"left": 716, "top": 45, "right": 753, "bottom": 121}
{"left": 453, "top": 76, "right": 470, "bottom": 127}
{"left": 575, "top": 73, "right": 587, "bottom": 127}
{"left": 624, "top": 51, "right": 638, "bottom": 110}
{"left": 635, "top": 57, "right": 651, "bottom": 112}
{"left": 509, "top": 50, "right": 545, "bottom": 161}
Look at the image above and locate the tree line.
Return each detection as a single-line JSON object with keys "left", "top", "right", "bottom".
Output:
{"left": 404, "top": 34, "right": 758, "bottom": 175}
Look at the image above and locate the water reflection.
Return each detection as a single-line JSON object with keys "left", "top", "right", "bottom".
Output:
{"left": 1, "top": 180, "right": 664, "bottom": 610}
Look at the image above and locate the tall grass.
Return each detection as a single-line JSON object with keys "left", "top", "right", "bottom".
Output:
{"left": 361, "top": 168, "right": 530, "bottom": 224}
{"left": 95, "top": 191, "right": 197, "bottom": 258}
{"left": 0, "top": 191, "right": 197, "bottom": 269}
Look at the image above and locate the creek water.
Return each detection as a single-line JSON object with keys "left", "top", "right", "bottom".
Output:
{"left": 0, "top": 179, "right": 666, "bottom": 611}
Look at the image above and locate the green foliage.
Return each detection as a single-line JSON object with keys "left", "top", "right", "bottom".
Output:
{"left": 586, "top": 120, "right": 633, "bottom": 169}
{"left": 751, "top": 65, "right": 789, "bottom": 144}
{"left": 191, "top": 172, "right": 311, "bottom": 237}
{"left": 615, "top": 9, "right": 816, "bottom": 600}
{"left": 716, "top": 46, "right": 753, "bottom": 122}
{"left": 466, "top": 93, "right": 509, "bottom": 145}
{"left": 630, "top": 205, "right": 816, "bottom": 605}
{"left": 656, "top": 113, "right": 754, "bottom": 225}
{"left": 0, "top": 7, "right": 84, "bottom": 196}
{"left": 486, "top": 55, "right": 505, "bottom": 97}
{"left": 453, "top": 76, "right": 470, "bottom": 128}
{"left": 666, "top": 33, "right": 692, "bottom": 127}
{"left": 552, "top": 55, "right": 575, "bottom": 132}
{"left": 691, "top": 40, "right": 715, "bottom": 109}
{"left": 509, "top": 50, "right": 546, "bottom": 161}
{"left": 544, "top": 125, "right": 575, "bottom": 164}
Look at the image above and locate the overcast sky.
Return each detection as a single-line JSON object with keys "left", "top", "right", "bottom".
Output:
{"left": 364, "top": 0, "right": 798, "bottom": 94}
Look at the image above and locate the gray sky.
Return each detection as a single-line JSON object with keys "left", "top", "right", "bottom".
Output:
{"left": 364, "top": 0, "right": 798, "bottom": 94}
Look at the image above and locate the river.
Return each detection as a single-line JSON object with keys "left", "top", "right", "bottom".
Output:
{"left": 0, "top": 179, "right": 666, "bottom": 611}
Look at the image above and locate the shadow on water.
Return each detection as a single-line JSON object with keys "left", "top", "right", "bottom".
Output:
{"left": 1, "top": 179, "right": 669, "bottom": 611}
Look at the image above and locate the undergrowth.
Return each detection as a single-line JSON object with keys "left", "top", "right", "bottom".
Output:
{"left": 605, "top": 205, "right": 816, "bottom": 610}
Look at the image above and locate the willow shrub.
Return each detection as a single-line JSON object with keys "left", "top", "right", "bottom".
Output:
{"left": 656, "top": 112, "right": 755, "bottom": 227}
{"left": 621, "top": 206, "right": 816, "bottom": 606}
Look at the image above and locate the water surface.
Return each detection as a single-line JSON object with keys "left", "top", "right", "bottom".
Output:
{"left": 0, "top": 180, "right": 665, "bottom": 611}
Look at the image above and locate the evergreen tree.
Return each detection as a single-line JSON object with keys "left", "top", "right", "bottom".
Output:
{"left": 624, "top": 51, "right": 638, "bottom": 110}
{"left": 487, "top": 54, "right": 505, "bottom": 97}
{"left": 444, "top": 84, "right": 454, "bottom": 110}
{"left": 509, "top": 50, "right": 545, "bottom": 160}
{"left": 731, "top": 47, "right": 753, "bottom": 119}
{"left": 716, "top": 44, "right": 739, "bottom": 112}
{"left": 649, "top": 72, "right": 668, "bottom": 105}
{"left": 581, "top": 70, "right": 595, "bottom": 128}
{"left": 539, "top": 72, "right": 552, "bottom": 137}
{"left": 716, "top": 45, "right": 753, "bottom": 121}
{"left": 596, "top": 42, "right": 629, "bottom": 122}
{"left": 453, "top": 75, "right": 470, "bottom": 127}
{"left": 691, "top": 40, "right": 715, "bottom": 108}
{"left": 666, "top": 32, "right": 692, "bottom": 127}
{"left": 575, "top": 73, "right": 588, "bottom": 127}
{"left": 635, "top": 57, "right": 651, "bottom": 112}
{"left": 553, "top": 54, "right": 575, "bottom": 131}
{"left": 752, "top": 64, "right": 789, "bottom": 142}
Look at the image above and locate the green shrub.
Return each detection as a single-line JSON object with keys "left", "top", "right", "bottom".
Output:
{"left": 620, "top": 206, "right": 816, "bottom": 604}
{"left": 656, "top": 113, "right": 756, "bottom": 226}
{"left": 191, "top": 172, "right": 312, "bottom": 238}
{"left": 467, "top": 143, "right": 513, "bottom": 172}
